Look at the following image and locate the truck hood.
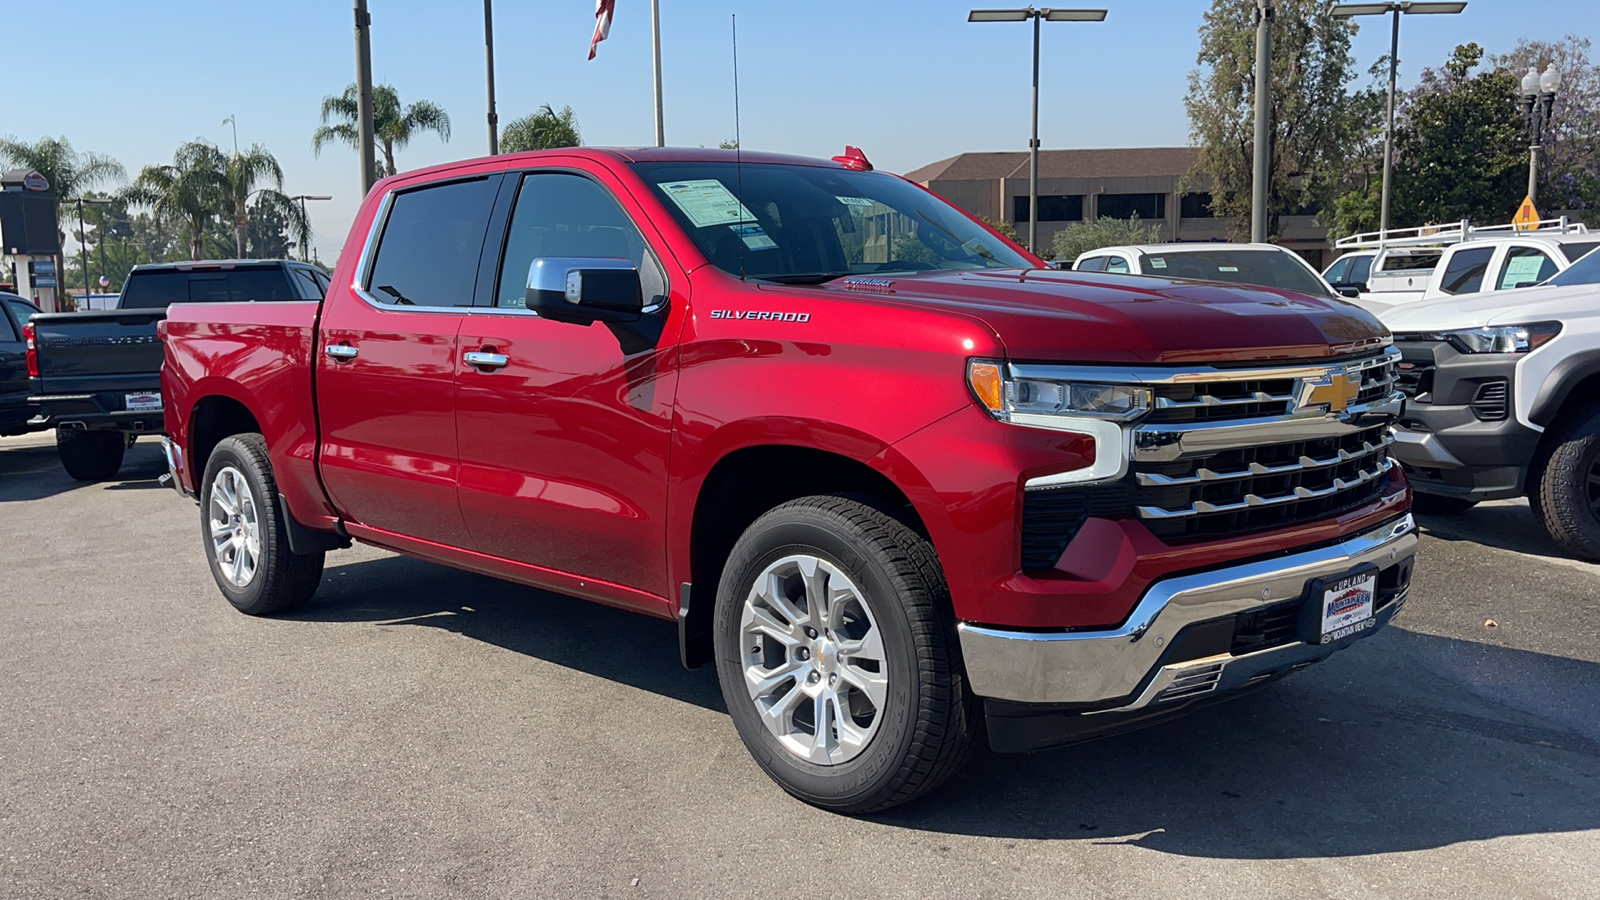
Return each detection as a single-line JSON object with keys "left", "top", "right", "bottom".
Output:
{"left": 1380, "top": 282, "right": 1600, "bottom": 332}
{"left": 810, "top": 269, "right": 1387, "bottom": 364}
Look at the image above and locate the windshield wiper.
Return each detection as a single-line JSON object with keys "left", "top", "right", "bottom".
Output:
{"left": 758, "top": 272, "right": 856, "bottom": 285}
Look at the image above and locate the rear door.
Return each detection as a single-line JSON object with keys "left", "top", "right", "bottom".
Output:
{"left": 1493, "top": 245, "right": 1560, "bottom": 290}
{"left": 316, "top": 173, "right": 504, "bottom": 547}
{"left": 453, "top": 166, "right": 682, "bottom": 597}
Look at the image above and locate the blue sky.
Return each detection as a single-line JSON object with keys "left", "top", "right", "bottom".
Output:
{"left": 11, "top": 0, "right": 1596, "bottom": 260}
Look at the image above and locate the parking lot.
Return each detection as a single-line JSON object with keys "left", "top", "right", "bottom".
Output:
{"left": 1, "top": 430, "right": 1597, "bottom": 900}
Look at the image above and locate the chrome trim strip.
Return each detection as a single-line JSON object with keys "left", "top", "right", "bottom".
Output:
{"left": 1134, "top": 433, "right": 1394, "bottom": 487}
{"left": 1008, "top": 346, "right": 1399, "bottom": 387}
{"left": 957, "top": 513, "right": 1416, "bottom": 705}
{"left": 1136, "top": 458, "right": 1393, "bottom": 519}
{"left": 349, "top": 190, "right": 394, "bottom": 308}
{"left": 1131, "top": 392, "right": 1405, "bottom": 463}
{"left": 1154, "top": 390, "right": 1295, "bottom": 410}
{"left": 1017, "top": 416, "right": 1130, "bottom": 487}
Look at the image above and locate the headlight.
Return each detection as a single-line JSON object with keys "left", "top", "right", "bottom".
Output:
{"left": 967, "top": 359, "right": 1148, "bottom": 487}
{"left": 1398, "top": 322, "right": 1561, "bottom": 354}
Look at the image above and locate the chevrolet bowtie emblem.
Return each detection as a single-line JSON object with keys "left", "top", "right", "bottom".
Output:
{"left": 1297, "top": 368, "right": 1361, "bottom": 413}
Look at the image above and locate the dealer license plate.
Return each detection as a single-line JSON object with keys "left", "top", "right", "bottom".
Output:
{"left": 1319, "top": 572, "right": 1376, "bottom": 643}
{"left": 125, "top": 391, "right": 163, "bottom": 412}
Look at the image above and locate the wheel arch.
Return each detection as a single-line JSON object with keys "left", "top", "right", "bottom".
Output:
{"left": 188, "top": 392, "right": 264, "bottom": 489}
{"left": 1528, "top": 348, "right": 1600, "bottom": 429}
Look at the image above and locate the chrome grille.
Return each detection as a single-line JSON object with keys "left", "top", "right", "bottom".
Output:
{"left": 1146, "top": 352, "right": 1398, "bottom": 425}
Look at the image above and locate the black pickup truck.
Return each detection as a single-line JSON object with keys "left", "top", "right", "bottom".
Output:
{"left": 1, "top": 292, "right": 42, "bottom": 436}
{"left": 27, "top": 260, "right": 329, "bottom": 479}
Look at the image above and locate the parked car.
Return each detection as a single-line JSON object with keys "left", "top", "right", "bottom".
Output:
{"left": 1072, "top": 243, "right": 1345, "bottom": 300}
{"left": 25, "top": 259, "right": 327, "bottom": 480}
{"left": 1331, "top": 219, "right": 1597, "bottom": 312}
{"left": 1322, "top": 247, "right": 1443, "bottom": 298}
{"left": 1382, "top": 246, "right": 1600, "bottom": 559}
{"left": 162, "top": 147, "right": 1416, "bottom": 813}
{"left": 0, "top": 292, "right": 41, "bottom": 436}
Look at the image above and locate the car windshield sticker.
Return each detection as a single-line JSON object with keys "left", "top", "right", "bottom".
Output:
{"left": 1218, "top": 265, "right": 1239, "bottom": 272}
{"left": 730, "top": 223, "right": 778, "bottom": 250}
{"left": 1149, "top": 258, "right": 1167, "bottom": 269}
{"left": 1503, "top": 255, "right": 1546, "bottom": 286}
{"left": 659, "top": 179, "right": 756, "bottom": 228}
{"left": 836, "top": 196, "right": 876, "bottom": 207}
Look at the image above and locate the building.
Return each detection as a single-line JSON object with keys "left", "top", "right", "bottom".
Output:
{"left": 903, "top": 148, "right": 1333, "bottom": 267}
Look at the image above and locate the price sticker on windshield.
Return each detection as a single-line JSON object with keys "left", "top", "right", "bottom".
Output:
{"left": 659, "top": 179, "right": 756, "bottom": 228}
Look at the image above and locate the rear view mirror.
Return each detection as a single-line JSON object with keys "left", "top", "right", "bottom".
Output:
{"left": 526, "top": 257, "right": 642, "bottom": 324}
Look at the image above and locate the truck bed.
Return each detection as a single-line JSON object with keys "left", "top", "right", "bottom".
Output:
{"left": 28, "top": 309, "right": 167, "bottom": 430}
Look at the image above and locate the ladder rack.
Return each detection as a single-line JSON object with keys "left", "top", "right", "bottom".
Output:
{"left": 1335, "top": 216, "right": 1588, "bottom": 250}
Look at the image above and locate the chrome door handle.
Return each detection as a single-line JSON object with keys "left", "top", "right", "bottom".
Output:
{"left": 463, "top": 351, "right": 509, "bottom": 370}
{"left": 325, "top": 344, "right": 359, "bottom": 361}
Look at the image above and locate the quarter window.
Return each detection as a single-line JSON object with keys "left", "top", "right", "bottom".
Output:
{"left": 1104, "top": 256, "right": 1130, "bottom": 274}
{"left": 495, "top": 173, "right": 665, "bottom": 309}
{"left": 1346, "top": 255, "right": 1373, "bottom": 284}
{"left": 1495, "top": 246, "right": 1559, "bottom": 290}
{"left": 366, "top": 178, "right": 498, "bottom": 307}
{"left": 1438, "top": 247, "right": 1494, "bottom": 295}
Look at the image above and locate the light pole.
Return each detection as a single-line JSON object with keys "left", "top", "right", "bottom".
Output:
{"left": 1519, "top": 63, "right": 1562, "bottom": 207}
{"left": 1332, "top": 2, "right": 1467, "bottom": 236}
{"left": 967, "top": 7, "right": 1108, "bottom": 257}
{"left": 290, "top": 195, "right": 333, "bottom": 262}
{"left": 1250, "top": 0, "right": 1272, "bottom": 243}
{"left": 71, "top": 197, "right": 112, "bottom": 306}
{"left": 484, "top": 0, "right": 499, "bottom": 155}
{"left": 354, "top": 0, "right": 377, "bottom": 196}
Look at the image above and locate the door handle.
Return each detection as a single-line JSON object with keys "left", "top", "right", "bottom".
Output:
{"left": 463, "top": 350, "right": 509, "bottom": 370}
{"left": 325, "top": 344, "right": 358, "bottom": 361}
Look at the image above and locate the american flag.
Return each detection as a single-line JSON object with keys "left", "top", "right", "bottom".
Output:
{"left": 588, "top": 0, "right": 615, "bottom": 60}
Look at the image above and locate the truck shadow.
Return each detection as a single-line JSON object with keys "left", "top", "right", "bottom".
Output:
{"left": 1415, "top": 499, "right": 1598, "bottom": 565}
{"left": 306, "top": 554, "right": 1599, "bottom": 859}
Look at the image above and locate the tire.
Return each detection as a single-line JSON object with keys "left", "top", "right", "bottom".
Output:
{"left": 199, "top": 434, "right": 324, "bottom": 615}
{"left": 1530, "top": 407, "right": 1600, "bottom": 561}
{"left": 57, "top": 429, "right": 126, "bottom": 481}
{"left": 713, "top": 495, "right": 978, "bottom": 814}
{"left": 1411, "top": 493, "right": 1479, "bottom": 515}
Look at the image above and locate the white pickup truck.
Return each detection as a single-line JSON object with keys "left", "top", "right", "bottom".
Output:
{"left": 1379, "top": 247, "right": 1600, "bottom": 560}
{"left": 1328, "top": 219, "right": 1597, "bottom": 314}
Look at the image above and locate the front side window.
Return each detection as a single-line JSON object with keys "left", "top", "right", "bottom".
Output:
{"left": 1438, "top": 247, "right": 1494, "bottom": 295}
{"left": 366, "top": 178, "right": 498, "bottom": 307}
{"left": 1346, "top": 255, "right": 1373, "bottom": 284}
{"left": 1104, "top": 256, "right": 1131, "bottom": 274}
{"left": 1075, "top": 256, "right": 1107, "bottom": 272}
{"left": 494, "top": 172, "right": 665, "bottom": 309}
{"left": 1496, "top": 247, "right": 1559, "bottom": 290}
{"left": 631, "top": 161, "right": 1032, "bottom": 284}
{"left": 0, "top": 305, "right": 16, "bottom": 342}
{"left": 1323, "top": 257, "right": 1351, "bottom": 284}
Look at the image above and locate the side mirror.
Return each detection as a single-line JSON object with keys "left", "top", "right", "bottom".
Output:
{"left": 1336, "top": 285, "right": 1362, "bottom": 299}
{"left": 525, "top": 257, "right": 643, "bottom": 324}
{"left": 1512, "top": 280, "right": 1539, "bottom": 289}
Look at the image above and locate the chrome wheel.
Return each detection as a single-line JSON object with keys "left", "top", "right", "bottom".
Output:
{"left": 740, "top": 554, "right": 889, "bottom": 765}
{"left": 208, "top": 466, "right": 261, "bottom": 588}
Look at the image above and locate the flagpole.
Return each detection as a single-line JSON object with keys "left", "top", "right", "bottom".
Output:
{"left": 651, "top": 0, "right": 665, "bottom": 147}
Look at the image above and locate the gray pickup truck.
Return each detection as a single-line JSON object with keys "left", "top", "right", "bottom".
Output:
{"left": 28, "top": 259, "right": 328, "bottom": 479}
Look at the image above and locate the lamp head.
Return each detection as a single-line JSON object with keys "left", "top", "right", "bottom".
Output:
{"left": 1521, "top": 66, "right": 1541, "bottom": 97}
{"left": 1539, "top": 64, "right": 1562, "bottom": 94}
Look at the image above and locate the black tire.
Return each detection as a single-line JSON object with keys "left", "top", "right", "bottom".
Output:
{"left": 713, "top": 495, "right": 978, "bottom": 814}
{"left": 1529, "top": 407, "right": 1600, "bottom": 561}
{"left": 198, "top": 434, "right": 324, "bottom": 615}
{"left": 57, "top": 429, "right": 126, "bottom": 481}
{"left": 1411, "top": 493, "right": 1479, "bottom": 515}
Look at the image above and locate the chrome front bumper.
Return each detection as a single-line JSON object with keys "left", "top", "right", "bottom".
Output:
{"left": 957, "top": 514, "right": 1417, "bottom": 708}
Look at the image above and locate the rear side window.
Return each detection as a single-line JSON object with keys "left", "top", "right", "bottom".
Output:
{"left": 366, "top": 178, "right": 498, "bottom": 307}
{"left": 1438, "top": 247, "right": 1494, "bottom": 295}
{"left": 1346, "top": 255, "right": 1373, "bottom": 284}
{"left": 1560, "top": 241, "right": 1599, "bottom": 263}
{"left": 1075, "top": 256, "right": 1106, "bottom": 272}
{"left": 1495, "top": 247, "right": 1559, "bottom": 290}
{"left": 1104, "top": 256, "right": 1130, "bottom": 274}
{"left": 0, "top": 305, "right": 16, "bottom": 342}
{"left": 119, "top": 268, "right": 298, "bottom": 308}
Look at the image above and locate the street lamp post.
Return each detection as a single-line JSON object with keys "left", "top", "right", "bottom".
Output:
{"left": 354, "top": 0, "right": 377, "bottom": 196}
{"left": 290, "top": 195, "right": 334, "bottom": 262}
{"left": 71, "top": 197, "right": 112, "bottom": 307}
{"left": 484, "top": 0, "right": 499, "bottom": 155}
{"left": 1332, "top": 2, "right": 1467, "bottom": 235}
{"left": 1519, "top": 64, "right": 1562, "bottom": 206}
{"left": 967, "top": 7, "right": 1108, "bottom": 257}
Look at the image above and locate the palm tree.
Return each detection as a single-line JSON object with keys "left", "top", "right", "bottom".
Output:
{"left": 0, "top": 135, "right": 125, "bottom": 250}
{"left": 123, "top": 141, "right": 230, "bottom": 261}
{"left": 313, "top": 84, "right": 451, "bottom": 178}
{"left": 222, "top": 145, "right": 310, "bottom": 259}
{"left": 500, "top": 105, "right": 582, "bottom": 153}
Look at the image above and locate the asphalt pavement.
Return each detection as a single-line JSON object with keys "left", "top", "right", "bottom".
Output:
{"left": 1, "top": 430, "right": 1596, "bottom": 899}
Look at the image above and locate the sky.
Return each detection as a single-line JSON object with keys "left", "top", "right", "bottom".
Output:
{"left": 10, "top": 0, "right": 1597, "bottom": 261}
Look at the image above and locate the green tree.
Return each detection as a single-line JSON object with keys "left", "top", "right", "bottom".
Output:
{"left": 1388, "top": 43, "right": 1525, "bottom": 227}
{"left": 123, "top": 140, "right": 230, "bottom": 260}
{"left": 1050, "top": 213, "right": 1164, "bottom": 262}
{"left": 313, "top": 84, "right": 451, "bottom": 179}
{"left": 978, "top": 215, "right": 1020, "bottom": 243}
{"left": 718, "top": 138, "right": 739, "bottom": 150}
{"left": 1185, "top": 0, "right": 1367, "bottom": 239}
{"left": 500, "top": 104, "right": 582, "bottom": 153}
{"left": 0, "top": 135, "right": 125, "bottom": 251}
{"left": 222, "top": 144, "right": 310, "bottom": 258}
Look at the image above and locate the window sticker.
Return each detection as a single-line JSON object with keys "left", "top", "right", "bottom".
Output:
{"left": 730, "top": 223, "right": 778, "bottom": 250}
{"left": 1149, "top": 258, "right": 1167, "bottom": 269}
{"left": 659, "top": 179, "right": 756, "bottom": 228}
{"left": 1502, "top": 254, "right": 1547, "bottom": 287}
{"left": 1218, "top": 266, "right": 1239, "bottom": 272}
{"left": 836, "top": 196, "right": 876, "bottom": 207}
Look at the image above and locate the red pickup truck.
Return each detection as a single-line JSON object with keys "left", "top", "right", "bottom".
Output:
{"left": 162, "top": 147, "right": 1417, "bottom": 813}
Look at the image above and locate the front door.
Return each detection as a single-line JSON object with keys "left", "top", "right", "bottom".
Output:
{"left": 455, "top": 169, "right": 681, "bottom": 596}
{"left": 317, "top": 173, "right": 503, "bottom": 547}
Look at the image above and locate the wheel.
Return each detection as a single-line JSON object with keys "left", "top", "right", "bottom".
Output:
{"left": 1530, "top": 407, "right": 1600, "bottom": 561}
{"left": 56, "top": 429, "right": 126, "bottom": 481}
{"left": 199, "top": 434, "right": 325, "bottom": 615}
{"left": 713, "top": 495, "right": 978, "bottom": 814}
{"left": 1411, "top": 494, "right": 1479, "bottom": 515}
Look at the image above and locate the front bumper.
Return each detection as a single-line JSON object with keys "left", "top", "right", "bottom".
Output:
{"left": 1389, "top": 341, "right": 1541, "bottom": 501}
{"left": 958, "top": 513, "right": 1415, "bottom": 725}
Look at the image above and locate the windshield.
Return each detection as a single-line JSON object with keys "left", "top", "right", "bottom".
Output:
{"left": 1543, "top": 243, "right": 1600, "bottom": 287}
{"left": 1138, "top": 248, "right": 1334, "bottom": 298}
{"left": 630, "top": 161, "right": 1032, "bottom": 283}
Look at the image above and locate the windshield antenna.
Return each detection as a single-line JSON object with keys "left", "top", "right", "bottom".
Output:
{"left": 732, "top": 13, "right": 746, "bottom": 282}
